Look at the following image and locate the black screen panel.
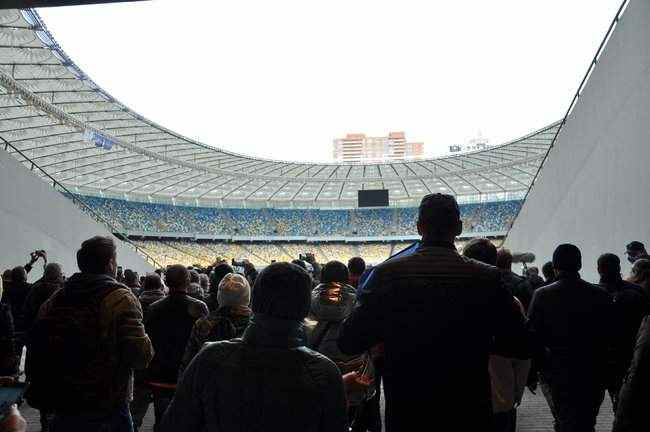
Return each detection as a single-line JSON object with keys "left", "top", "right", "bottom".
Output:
{"left": 358, "top": 189, "right": 389, "bottom": 207}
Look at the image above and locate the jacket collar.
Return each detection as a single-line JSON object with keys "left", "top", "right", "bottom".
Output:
{"left": 242, "top": 313, "right": 306, "bottom": 348}
{"left": 557, "top": 271, "right": 581, "bottom": 281}
{"left": 418, "top": 240, "right": 457, "bottom": 250}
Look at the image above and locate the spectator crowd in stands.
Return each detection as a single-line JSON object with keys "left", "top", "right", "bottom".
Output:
{"left": 77, "top": 195, "right": 521, "bottom": 237}
{"left": 2, "top": 194, "right": 650, "bottom": 432}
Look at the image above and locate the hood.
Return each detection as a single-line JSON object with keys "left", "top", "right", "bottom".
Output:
{"left": 64, "top": 272, "right": 122, "bottom": 296}
{"left": 311, "top": 282, "right": 356, "bottom": 322}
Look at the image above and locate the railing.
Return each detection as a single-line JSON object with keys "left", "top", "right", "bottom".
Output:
{"left": 505, "top": 0, "right": 630, "bottom": 240}
{"left": 0, "top": 135, "right": 163, "bottom": 269}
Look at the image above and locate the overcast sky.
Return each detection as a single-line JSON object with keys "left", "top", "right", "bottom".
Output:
{"left": 39, "top": 0, "right": 622, "bottom": 162}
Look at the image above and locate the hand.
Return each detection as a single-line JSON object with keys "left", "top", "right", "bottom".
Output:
{"left": 0, "top": 405, "right": 27, "bottom": 432}
{"left": 342, "top": 372, "right": 374, "bottom": 393}
{"left": 243, "top": 260, "right": 256, "bottom": 273}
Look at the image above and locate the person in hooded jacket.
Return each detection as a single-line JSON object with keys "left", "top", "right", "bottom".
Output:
{"left": 161, "top": 262, "right": 347, "bottom": 432}
{"left": 27, "top": 236, "right": 153, "bottom": 432}
{"left": 310, "top": 260, "right": 378, "bottom": 431}
{"left": 180, "top": 273, "right": 252, "bottom": 375}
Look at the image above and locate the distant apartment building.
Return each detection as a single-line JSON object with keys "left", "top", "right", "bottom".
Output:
{"left": 333, "top": 131, "right": 424, "bottom": 163}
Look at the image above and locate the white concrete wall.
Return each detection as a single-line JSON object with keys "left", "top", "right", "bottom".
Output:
{"left": 505, "top": 0, "right": 650, "bottom": 282}
{"left": 0, "top": 148, "right": 152, "bottom": 281}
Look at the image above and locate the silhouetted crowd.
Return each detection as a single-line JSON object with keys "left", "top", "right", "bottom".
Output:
{"left": 2, "top": 194, "right": 650, "bottom": 432}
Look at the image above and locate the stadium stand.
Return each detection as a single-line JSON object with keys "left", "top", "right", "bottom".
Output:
{"left": 77, "top": 195, "right": 521, "bottom": 237}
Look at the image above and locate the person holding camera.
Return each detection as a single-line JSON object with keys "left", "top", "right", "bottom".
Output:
{"left": 1, "top": 250, "right": 47, "bottom": 367}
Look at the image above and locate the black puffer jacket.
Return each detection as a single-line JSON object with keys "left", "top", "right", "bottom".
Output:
{"left": 613, "top": 316, "right": 650, "bottom": 432}
{"left": 338, "top": 242, "right": 532, "bottom": 432}
{"left": 161, "top": 314, "right": 347, "bottom": 432}
{"left": 144, "top": 292, "right": 208, "bottom": 384}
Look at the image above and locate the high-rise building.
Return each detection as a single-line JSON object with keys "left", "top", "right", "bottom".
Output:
{"left": 333, "top": 131, "right": 424, "bottom": 163}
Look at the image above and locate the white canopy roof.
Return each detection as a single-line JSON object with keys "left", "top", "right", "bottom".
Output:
{"left": 0, "top": 9, "right": 560, "bottom": 208}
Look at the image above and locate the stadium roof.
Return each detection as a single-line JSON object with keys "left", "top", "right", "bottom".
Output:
{"left": 0, "top": 9, "right": 560, "bottom": 208}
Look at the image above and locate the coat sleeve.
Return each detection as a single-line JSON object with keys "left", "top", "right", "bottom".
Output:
{"left": 613, "top": 316, "right": 650, "bottom": 432}
{"left": 0, "top": 305, "right": 16, "bottom": 375}
{"left": 490, "top": 279, "right": 534, "bottom": 360}
{"left": 161, "top": 348, "right": 206, "bottom": 432}
{"left": 109, "top": 289, "right": 154, "bottom": 370}
{"left": 337, "top": 268, "right": 387, "bottom": 356}
{"left": 317, "top": 360, "right": 348, "bottom": 432}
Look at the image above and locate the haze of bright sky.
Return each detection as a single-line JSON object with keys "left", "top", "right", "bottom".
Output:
{"left": 39, "top": 0, "right": 622, "bottom": 162}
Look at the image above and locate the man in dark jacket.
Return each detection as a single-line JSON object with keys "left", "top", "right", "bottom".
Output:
{"left": 542, "top": 261, "right": 556, "bottom": 285}
{"left": 347, "top": 257, "right": 366, "bottom": 289}
{"left": 161, "top": 262, "right": 347, "bottom": 432}
{"left": 23, "top": 263, "right": 64, "bottom": 331}
{"left": 138, "top": 273, "right": 166, "bottom": 319}
{"left": 22, "top": 262, "right": 64, "bottom": 432}
{"left": 497, "top": 248, "right": 535, "bottom": 311}
{"left": 140, "top": 265, "right": 208, "bottom": 432}
{"left": 597, "top": 253, "right": 648, "bottom": 411}
{"left": 2, "top": 266, "right": 32, "bottom": 359}
{"left": 338, "top": 194, "right": 532, "bottom": 432}
{"left": 27, "top": 236, "right": 154, "bottom": 432}
{"left": 0, "top": 277, "right": 17, "bottom": 377}
{"left": 528, "top": 244, "right": 614, "bottom": 432}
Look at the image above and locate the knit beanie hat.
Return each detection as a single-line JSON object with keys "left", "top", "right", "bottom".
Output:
{"left": 251, "top": 262, "right": 311, "bottom": 320}
{"left": 217, "top": 273, "right": 251, "bottom": 307}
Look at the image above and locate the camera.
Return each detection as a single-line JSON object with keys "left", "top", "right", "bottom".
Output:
{"left": 232, "top": 258, "right": 246, "bottom": 267}
{"left": 299, "top": 252, "right": 314, "bottom": 262}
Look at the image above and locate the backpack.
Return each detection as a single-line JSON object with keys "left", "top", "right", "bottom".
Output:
{"left": 26, "top": 283, "right": 121, "bottom": 411}
{"left": 207, "top": 315, "right": 238, "bottom": 342}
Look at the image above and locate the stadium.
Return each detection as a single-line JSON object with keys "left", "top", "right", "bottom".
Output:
{"left": 1, "top": 0, "right": 650, "bottom": 431}
{"left": 0, "top": 7, "right": 562, "bottom": 271}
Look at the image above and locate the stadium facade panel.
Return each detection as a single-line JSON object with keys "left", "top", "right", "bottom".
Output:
{"left": 0, "top": 8, "right": 558, "bottom": 208}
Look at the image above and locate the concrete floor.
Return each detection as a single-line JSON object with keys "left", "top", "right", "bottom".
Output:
{"left": 21, "top": 387, "right": 614, "bottom": 432}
